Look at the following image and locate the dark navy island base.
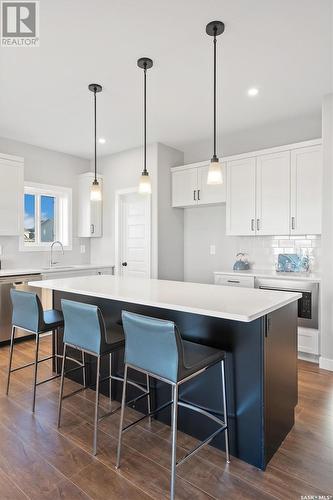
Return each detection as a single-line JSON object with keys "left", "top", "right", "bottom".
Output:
{"left": 53, "top": 290, "right": 298, "bottom": 470}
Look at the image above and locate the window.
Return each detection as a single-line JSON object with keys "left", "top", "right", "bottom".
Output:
{"left": 21, "top": 182, "right": 72, "bottom": 251}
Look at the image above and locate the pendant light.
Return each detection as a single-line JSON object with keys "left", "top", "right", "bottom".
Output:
{"left": 206, "top": 21, "right": 225, "bottom": 185}
{"left": 137, "top": 57, "right": 153, "bottom": 194}
{"left": 88, "top": 83, "right": 103, "bottom": 201}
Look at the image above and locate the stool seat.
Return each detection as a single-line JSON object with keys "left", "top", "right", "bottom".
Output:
{"left": 104, "top": 324, "right": 125, "bottom": 352}
{"left": 42, "top": 309, "right": 64, "bottom": 332}
{"left": 180, "top": 340, "right": 225, "bottom": 382}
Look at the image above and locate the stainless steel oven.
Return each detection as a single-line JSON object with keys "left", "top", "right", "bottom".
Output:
{"left": 255, "top": 278, "right": 319, "bottom": 329}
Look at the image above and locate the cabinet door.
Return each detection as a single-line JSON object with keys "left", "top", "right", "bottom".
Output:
{"left": 226, "top": 158, "right": 256, "bottom": 235}
{"left": 0, "top": 159, "right": 23, "bottom": 235}
{"left": 172, "top": 168, "right": 198, "bottom": 207}
{"left": 78, "top": 174, "right": 102, "bottom": 237}
{"left": 291, "top": 146, "right": 322, "bottom": 235}
{"left": 197, "top": 163, "right": 226, "bottom": 205}
{"left": 256, "top": 152, "right": 290, "bottom": 235}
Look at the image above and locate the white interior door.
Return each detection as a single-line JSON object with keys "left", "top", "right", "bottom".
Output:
{"left": 118, "top": 191, "right": 151, "bottom": 278}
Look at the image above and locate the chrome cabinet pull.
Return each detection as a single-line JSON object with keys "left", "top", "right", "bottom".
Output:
{"left": 197, "top": 189, "right": 200, "bottom": 201}
{"left": 193, "top": 190, "right": 196, "bottom": 201}
{"left": 251, "top": 219, "right": 255, "bottom": 231}
{"left": 90, "top": 224, "right": 95, "bottom": 234}
{"left": 227, "top": 280, "right": 240, "bottom": 284}
{"left": 291, "top": 216, "right": 295, "bottom": 230}
{"left": 256, "top": 219, "right": 260, "bottom": 231}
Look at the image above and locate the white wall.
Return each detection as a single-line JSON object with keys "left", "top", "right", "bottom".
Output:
{"left": 181, "top": 112, "right": 322, "bottom": 164}
{"left": 0, "top": 136, "right": 91, "bottom": 269}
{"left": 320, "top": 94, "right": 333, "bottom": 371}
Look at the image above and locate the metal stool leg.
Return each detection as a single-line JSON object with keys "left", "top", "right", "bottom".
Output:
{"left": 146, "top": 373, "right": 152, "bottom": 425}
{"left": 32, "top": 333, "right": 40, "bottom": 413}
{"left": 109, "top": 352, "right": 112, "bottom": 402}
{"left": 116, "top": 364, "right": 128, "bottom": 468}
{"left": 6, "top": 326, "right": 16, "bottom": 395}
{"left": 57, "top": 343, "right": 67, "bottom": 428}
{"left": 82, "top": 351, "right": 87, "bottom": 388}
{"left": 221, "top": 359, "right": 230, "bottom": 463}
{"left": 170, "top": 383, "right": 178, "bottom": 500}
{"left": 93, "top": 355, "right": 101, "bottom": 456}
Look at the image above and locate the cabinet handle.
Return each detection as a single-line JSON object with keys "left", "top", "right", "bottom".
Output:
{"left": 291, "top": 216, "right": 295, "bottom": 230}
{"left": 90, "top": 224, "right": 95, "bottom": 234}
{"left": 197, "top": 189, "right": 200, "bottom": 201}
{"left": 251, "top": 219, "right": 255, "bottom": 231}
{"left": 256, "top": 219, "right": 260, "bottom": 231}
{"left": 193, "top": 190, "right": 196, "bottom": 201}
{"left": 227, "top": 280, "right": 240, "bottom": 284}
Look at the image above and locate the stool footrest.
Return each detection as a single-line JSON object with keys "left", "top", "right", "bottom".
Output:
{"left": 36, "top": 373, "right": 61, "bottom": 386}
{"left": 122, "top": 400, "right": 172, "bottom": 434}
{"left": 176, "top": 424, "right": 227, "bottom": 467}
{"left": 178, "top": 400, "right": 226, "bottom": 427}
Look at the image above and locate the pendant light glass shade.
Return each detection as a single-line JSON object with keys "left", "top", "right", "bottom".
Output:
{"left": 207, "top": 156, "right": 223, "bottom": 185}
{"left": 91, "top": 179, "right": 102, "bottom": 201}
{"left": 138, "top": 171, "right": 152, "bottom": 194}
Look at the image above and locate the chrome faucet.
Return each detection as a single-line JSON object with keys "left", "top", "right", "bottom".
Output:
{"left": 49, "top": 241, "right": 64, "bottom": 267}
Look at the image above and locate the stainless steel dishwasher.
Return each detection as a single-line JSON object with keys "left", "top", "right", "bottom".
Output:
{"left": 0, "top": 274, "right": 43, "bottom": 342}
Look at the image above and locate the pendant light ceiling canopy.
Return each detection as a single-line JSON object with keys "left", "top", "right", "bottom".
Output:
{"left": 138, "top": 57, "right": 153, "bottom": 194}
{"left": 206, "top": 20, "right": 225, "bottom": 186}
{"left": 88, "top": 83, "right": 103, "bottom": 201}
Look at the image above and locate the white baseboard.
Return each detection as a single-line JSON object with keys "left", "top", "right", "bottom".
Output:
{"left": 319, "top": 356, "right": 333, "bottom": 372}
{"left": 298, "top": 352, "right": 319, "bottom": 364}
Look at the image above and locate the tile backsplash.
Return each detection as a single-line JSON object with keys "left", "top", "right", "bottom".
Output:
{"left": 237, "top": 235, "right": 321, "bottom": 272}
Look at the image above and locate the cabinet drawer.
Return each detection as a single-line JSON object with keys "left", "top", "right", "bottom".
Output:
{"left": 298, "top": 327, "right": 319, "bottom": 355}
{"left": 214, "top": 274, "right": 255, "bottom": 288}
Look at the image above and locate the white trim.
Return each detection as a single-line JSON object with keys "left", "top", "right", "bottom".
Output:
{"left": 20, "top": 181, "right": 72, "bottom": 252}
{"left": 115, "top": 187, "right": 151, "bottom": 278}
{"left": 171, "top": 139, "right": 322, "bottom": 172}
{"left": 0, "top": 152, "right": 24, "bottom": 164}
{"left": 319, "top": 356, "right": 333, "bottom": 372}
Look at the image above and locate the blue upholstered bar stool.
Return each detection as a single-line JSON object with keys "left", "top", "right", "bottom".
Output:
{"left": 6, "top": 289, "right": 85, "bottom": 413}
{"left": 117, "top": 311, "right": 230, "bottom": 500}
{"left": 59, "top": 299, "right": 151, "bottom": 456}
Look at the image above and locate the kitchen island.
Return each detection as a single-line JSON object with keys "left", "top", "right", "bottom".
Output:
{"left": 30, "top": 275, "right": 301, "bottom": 470}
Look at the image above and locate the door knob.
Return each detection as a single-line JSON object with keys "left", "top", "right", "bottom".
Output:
{"left": 122, "top": 262, "right": 128, "bottom": 267}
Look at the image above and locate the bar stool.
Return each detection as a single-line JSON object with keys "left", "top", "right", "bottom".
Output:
{"left": 116, "top": 311, "right": 230, "bottom": 500}
{"left": 58, "top": 299, "right": 151, "bottom": 455}
{"left": 6, "top": 289, "right": 86, "bottom": 413}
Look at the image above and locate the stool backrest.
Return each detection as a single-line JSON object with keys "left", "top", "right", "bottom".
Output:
{"left": 61, "top": 299, "right": 105, "bottom": 355}
{"left": 121, "top": 311, "right": 183, "bottom": 383}
{"left": 10, "top": 289, "right": 44, "bottom": 333}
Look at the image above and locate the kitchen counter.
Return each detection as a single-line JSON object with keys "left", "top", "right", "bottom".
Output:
{"left": 214, "top": 269, "right": 321, "bottom": 283}
{"left": 29, "top": 274, "right": 300, "bottom": 322}
{"left": 32, "top": 273, "right": 299, "bottom": 470}
{"left": 0, "top": 264, "right": 114, "bottom": 278}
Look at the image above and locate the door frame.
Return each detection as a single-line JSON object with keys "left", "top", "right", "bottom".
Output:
{"left": 114, "top": 187, "right": 152, "bottom": 278}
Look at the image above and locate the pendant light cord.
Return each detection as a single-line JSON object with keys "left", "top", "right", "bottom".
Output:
{"left": 94, "top": 87, "right": 97, "bottom": 182}
{"left": 143, "top": 63, "right": 147, "bottom": 174}
{"left": 213, "top": 28, "right": 217, "bottom": 159}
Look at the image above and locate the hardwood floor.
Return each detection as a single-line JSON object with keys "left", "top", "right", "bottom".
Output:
{"left": 0, "top": 336, "right": 332, "bottom": 499}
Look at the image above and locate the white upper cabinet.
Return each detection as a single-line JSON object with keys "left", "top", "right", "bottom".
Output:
{"left": 78, "top": 172, "right": 103, "bottom": 237}
{"left": 0, "top": 154, "right": 24, "bottom": 236}
{"left": 226, "top": 157, "right": 256, "bottom": 235}
{"left": 197, "top": 164, "right": 226, "bottom": 205}
{"left": 172, "top": 167, "right": 198, "bottom": 207}
{"left": 171, "top": 162, "right": 225, "bottom": 208}
{"left": 290, "top": 145, "right": 322, "bottom": 235}
{"left": 256, "top": 151, "right": 290, "bottom": 235}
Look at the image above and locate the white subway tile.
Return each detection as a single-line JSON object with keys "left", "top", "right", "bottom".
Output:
{"left": 295, "top": 240, "right": 311, "bottom": 248}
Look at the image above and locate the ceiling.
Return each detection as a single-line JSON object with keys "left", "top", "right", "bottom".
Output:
{"left": 0, "top": 0, "right": 331, "bottom": 159}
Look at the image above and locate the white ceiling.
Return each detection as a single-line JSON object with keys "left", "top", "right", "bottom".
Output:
{"left": 0, "top": 0, "right": 331, "bottom": 159}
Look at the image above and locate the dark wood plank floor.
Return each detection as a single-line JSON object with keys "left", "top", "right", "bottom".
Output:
{"left": 0, "top": 337, "right": 332, "bottom": 499}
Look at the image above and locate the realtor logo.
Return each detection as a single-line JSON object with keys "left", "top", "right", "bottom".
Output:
{"left": 1, "top": 1, "right": 39, "bottom": 46}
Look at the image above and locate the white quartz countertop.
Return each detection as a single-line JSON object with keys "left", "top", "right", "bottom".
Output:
{"left": 29, "top": 275, "right": 301, "bottom": 323}
{"left": 0, "top": 264, "right": 114, "bottom": 279}
{"left": 214, "top": 269, "right": 321, "bottom": 283}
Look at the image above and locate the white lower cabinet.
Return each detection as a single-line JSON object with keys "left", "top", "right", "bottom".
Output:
{"left": 298, "top": 327, "right": 319, "bottom": 355}
{"left": 214, "top": 273, "right": 255, "bottom": 288}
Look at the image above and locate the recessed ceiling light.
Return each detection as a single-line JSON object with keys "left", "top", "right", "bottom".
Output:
{"left": 98, "top": 137, "right": 106, "bottom": 144}
{"left": 248, "top": 87, "right": 259, "bottom": 97}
